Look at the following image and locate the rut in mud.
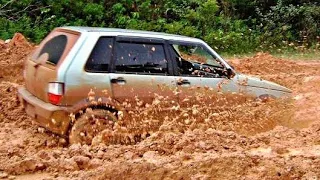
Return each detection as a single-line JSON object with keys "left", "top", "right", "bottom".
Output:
{"left": 0, "top": 35, "right": 320, "bottom": 179}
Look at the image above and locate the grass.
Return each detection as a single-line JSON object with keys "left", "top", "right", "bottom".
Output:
{"left": 272, "top": 50, "right": 320, "bottom": 61}
{"left": 222, "top": 49, "right": 320, "bottom": 61}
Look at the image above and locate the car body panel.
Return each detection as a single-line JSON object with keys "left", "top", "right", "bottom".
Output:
{"left": 110, "top": 73, "right": 177, "bottom": 105}
{"left": 234, "top": 74, "right": 291, "bottom": 98}
{"left": 200, "top": 77, "right": 241, "bottom": 94}
{"left": 18, "top": 87, "right": 70, "bottom": 135}
{"left": 174, "top": 76, "right": 202, "bottom": 105}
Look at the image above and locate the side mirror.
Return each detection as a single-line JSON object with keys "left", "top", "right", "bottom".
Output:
{"left": 227, "top": 68, "right": 235, "bottom": 79}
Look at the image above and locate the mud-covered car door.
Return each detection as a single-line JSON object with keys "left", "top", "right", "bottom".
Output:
{"left": 109, "top": 37, "right": 177, "bottom": 106}
{"left": 169, "top": 41, "right": 240, "bottom": 105}
{"left": 64, "top": 37, "right": 115, "bottom": 105}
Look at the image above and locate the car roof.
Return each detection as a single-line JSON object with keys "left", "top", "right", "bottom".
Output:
{"left": 60, "top": 26, "right": 203, "bottom": 43}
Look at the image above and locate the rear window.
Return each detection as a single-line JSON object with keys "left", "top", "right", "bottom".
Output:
{"left": 39, "top": 35, "right": 67, "bottom": 65}
{"left": 32, "top": 29, "right": 80, "bottom": 66}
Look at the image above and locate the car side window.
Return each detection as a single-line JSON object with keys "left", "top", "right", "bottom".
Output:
{"left": 85, "top": 37, "right": 113, "bottom": 72}
{"left": 115, "top": 42, "right": 168, "bottom": 75}
{"left": 170, "top": 43, "right": 227, "bottom": 78}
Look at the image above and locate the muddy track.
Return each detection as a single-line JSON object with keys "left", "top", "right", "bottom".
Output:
{"left": 0, "top": 36, "right": 320, "bottom": 179}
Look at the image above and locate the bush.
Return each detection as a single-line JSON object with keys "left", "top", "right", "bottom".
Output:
{"left": 0, "top": 0, "right": 319, "bottom": 53}
{"left": 256, "top": 1, "right": 320, "bottom": 49}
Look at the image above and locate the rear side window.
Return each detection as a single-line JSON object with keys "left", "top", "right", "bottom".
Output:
{"left": 85, "top": 37, "right": 113, "bottom": 72}
{"left": 39, "top": 35, "right": 67, "bottom": 65}
{"left": 115, "top": 42, "right": 168, "bottom": 74}
{"left": 31, "top": 29, "right": 80, "bottom": 66}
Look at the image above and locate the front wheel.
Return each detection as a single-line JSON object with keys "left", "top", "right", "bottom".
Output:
{"left": 69, "top": 109, "right": 117, "bottom": 145}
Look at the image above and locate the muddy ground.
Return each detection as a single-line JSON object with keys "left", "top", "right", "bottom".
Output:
{"left": 0, "top": 35, "right": 320, "bottom": 179}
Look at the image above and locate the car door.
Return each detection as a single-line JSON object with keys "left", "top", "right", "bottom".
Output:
{"left": 169, "top": 41, "right": 240, "bottom": 106}
{"left": 109, "top": 36, "right": 177, "bottom": 107}
{"left": 168, "top": 41, "right": 204, "bottom": 106}
{"left": 64, "top": 36, "right": 115, "bottom": 105}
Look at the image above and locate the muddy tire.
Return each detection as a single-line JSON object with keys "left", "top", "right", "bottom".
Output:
{"left": 69, "top": 109, "right": 117, "bottom": 145}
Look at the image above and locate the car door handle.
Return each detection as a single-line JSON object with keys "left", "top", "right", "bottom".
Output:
{"left": 111, "top": 77, "right": 126, "bottom": 85}
{"left": 177, "top": 79, "right": 191, "bottom": 86}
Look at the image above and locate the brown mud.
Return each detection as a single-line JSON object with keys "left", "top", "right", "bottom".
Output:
{"left": 0, "top": 36, "right": 320, "bottom": 179}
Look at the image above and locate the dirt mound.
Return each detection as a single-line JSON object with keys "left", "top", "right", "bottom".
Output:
{"left": 0, "top": 39, "right": 5, "bottom": 49}
{"left": 229, "top": 52, "right": 320, "bottom": 89}
{"left": 230, "top": 52, "right": 304, "bottom": 75}
{"left": 8, "top": 33, "right": 32, "bottom": 48}
{"left": 0, "top": 39, "right": 320, "bottom": 179}
{"left": 0, "top": 82, "right": 27, "bottom": 123}
{"left": 0, "top": 33, "right": 34, "bottom": 83}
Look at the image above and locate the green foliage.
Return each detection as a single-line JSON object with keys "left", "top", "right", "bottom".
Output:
{"left": 0, "top": 0, "right": 319, "bottom": 53}
{"left": 256, "top": 0, "right": 320, "bottom": 49}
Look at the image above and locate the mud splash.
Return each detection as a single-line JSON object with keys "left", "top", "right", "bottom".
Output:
{"left": 0, "top": 33, "right": 34, "bottom": 83}
{"left": 229, "top": 52, "right": 320, "bottom": 128}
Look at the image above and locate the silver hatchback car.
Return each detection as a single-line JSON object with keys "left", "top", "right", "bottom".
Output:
{"left": 18, "top": 27, "right": 291, "bottom": 144}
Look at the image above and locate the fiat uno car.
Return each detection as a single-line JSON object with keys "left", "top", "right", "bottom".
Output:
{"left": 18, "top": 27, "right": 291, "bottom": 144}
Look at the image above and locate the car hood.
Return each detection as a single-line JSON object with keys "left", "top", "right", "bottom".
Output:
{"left": 234, "top": 74, "right": 292, "bottom": 93}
